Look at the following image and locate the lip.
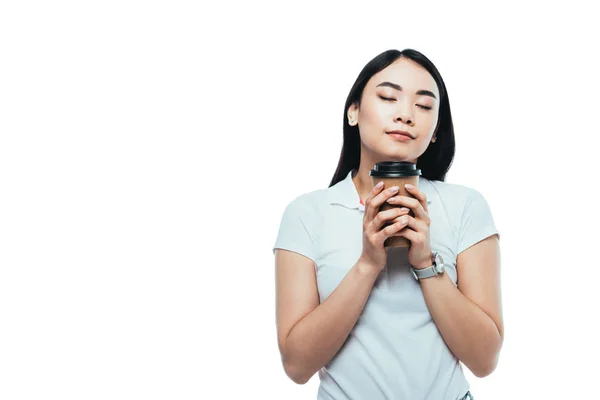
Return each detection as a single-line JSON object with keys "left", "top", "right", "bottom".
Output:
{"left": 386, "top": 130, "right": 414, "bottom": 139}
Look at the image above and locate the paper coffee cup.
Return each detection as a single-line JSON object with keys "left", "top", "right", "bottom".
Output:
{"left": 369, "top": 161, "right": 421, "bottom": 248}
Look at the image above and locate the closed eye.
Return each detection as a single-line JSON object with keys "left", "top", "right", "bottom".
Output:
{"left": 379, "top": 96, "right": 432, "bottom": 110}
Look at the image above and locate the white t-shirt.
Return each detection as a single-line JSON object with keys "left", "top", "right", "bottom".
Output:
{"left": 273, "top": 169, "right": 500, "bottom": 400}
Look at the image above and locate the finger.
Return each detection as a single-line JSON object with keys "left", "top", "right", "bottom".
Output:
{"left": 386, "top": 195, "right": 429, "bottom": 222}
{"left": 389, "top": 207, "right": 412, "bottom": 224}
{"left": 389, "top": 215, "right": 426, "bottom": 237}
{"left": 372, "top": 207, "right": 410, "bottom": 232}
{"left": 379, "top": 217, "right": 409, "bottom": 241}
{"left": 364, "top": 181, "right": 385, "bottom": 221}
{"left": 404, "top": 184, "right": 428, "bottom": 214}
{"left": 403, "top": 214, "right": 428, "bottom": 233}
{"left": 393, "top": 225, "right": 422, "bottom": 243}
{"left": 365, "top": 184, "right": 400, "bottom": 222}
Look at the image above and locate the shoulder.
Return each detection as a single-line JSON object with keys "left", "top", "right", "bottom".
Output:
{"left": 426, "top": 178, "right": 481, "bottom": 206}
{"left": 280, "top": 187, "right": 329, "bottom": 220}
{"left": 426, "top": 179, "right": 494, "bottom": 227}
{"left": 426, "top": 179, "right": 498, "bottom": 252}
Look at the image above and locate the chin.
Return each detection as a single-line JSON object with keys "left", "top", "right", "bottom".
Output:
{"left": 380, "top": 153, "right": 411, "bottom": 162}
{"left": 365, "top": 141, "right": 412, "bottom": 161}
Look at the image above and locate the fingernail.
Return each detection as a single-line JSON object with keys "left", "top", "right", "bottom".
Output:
{"left": 405, "top": 184, "right": 415, "bottom": 190}
{"left": 376, "top": 181, "right": 383, "bottom": 189}
{"left": 387, "top": 197, "right": 396, "bottom": 202}
{"left": 390, "top": 186, "right": 399, "bottom": 192}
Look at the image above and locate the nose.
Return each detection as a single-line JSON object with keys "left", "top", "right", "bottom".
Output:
{"left": 394, "top": 100, "right": 414, "bottom": 125}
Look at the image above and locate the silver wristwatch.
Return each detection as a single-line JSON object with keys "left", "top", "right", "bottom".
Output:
{"left": 411, "top": 251, "right": 445, "bottom": 281}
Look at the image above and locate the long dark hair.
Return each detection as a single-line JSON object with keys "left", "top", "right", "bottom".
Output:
{"left": 328, "top": 49, "right": 455, "bottom": 187}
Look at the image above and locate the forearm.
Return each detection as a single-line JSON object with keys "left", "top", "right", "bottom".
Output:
{"left": 282, "top": 259, "right": 379, "bottom": 384}
{"left": 420, "top": 272, "right": 503, "bottom": 377}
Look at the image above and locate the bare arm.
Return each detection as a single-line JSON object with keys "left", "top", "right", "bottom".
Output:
{"left": 275, "top": 249, "right": 380, "bottom": 384}
{"left": 418, "top": 234, "right": 503, "bottom": 377}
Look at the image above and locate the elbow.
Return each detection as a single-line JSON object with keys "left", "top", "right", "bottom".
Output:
{"left": 282, "top": 359, "right": 312, "bottom": 385}
{"left": 472, "top": 362, "right": 497, "bottom": 378}
{"left": 471, "top": 328, "right": 503, "bottom": 378}
{"left": 470, "top": 349, "right": 501, "bottom": 378}
{"left": 278, "top": 333, "right": 316, "bottom": 385}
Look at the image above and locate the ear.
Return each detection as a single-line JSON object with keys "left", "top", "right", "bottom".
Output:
{"left": 347, "top": 103, "right": 359, "bottom": 126}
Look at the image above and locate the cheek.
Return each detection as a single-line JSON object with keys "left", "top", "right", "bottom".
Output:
{"left": 367, "top": 104, "right": 395, "bottom": 128}
{"left": 358, "top": 104, "right": 386, "bottom": 130}
{"left": 420, "top": 111, "right": 438, "bottom": 133}
{"left": 432, "top": 112, "right": 440, "bottom": 132}
{"left": 361, "top": 102, "right": 381, "bottom": 119}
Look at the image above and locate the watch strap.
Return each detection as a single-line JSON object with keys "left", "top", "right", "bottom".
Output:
{"left": 411, "top": 265, "right": 438, "bottom": 280}
{"left": 411, "top": 252, "right": 444, "bottom": 281}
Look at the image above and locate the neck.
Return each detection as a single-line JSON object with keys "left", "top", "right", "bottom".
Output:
{"left": 351, "top": 167, "right": 374, "bottom": 202}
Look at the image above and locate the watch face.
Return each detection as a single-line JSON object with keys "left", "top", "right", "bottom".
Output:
{"left": 434, "top": 252, "right": 444, "bottom": 274}
{"left": 434, "top": 252, "right": 444, "bottom": 266}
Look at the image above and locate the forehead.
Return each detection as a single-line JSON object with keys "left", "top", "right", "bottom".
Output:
{"left": 369, "top": 58, "right": 439, "bottom": 96}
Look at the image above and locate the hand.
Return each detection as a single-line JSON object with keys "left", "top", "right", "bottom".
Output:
{"left": 359, "top": 181, "right": 412, "bottom": 271}
{"left": 386, "top": 184, "right": 433, "bottom": 270}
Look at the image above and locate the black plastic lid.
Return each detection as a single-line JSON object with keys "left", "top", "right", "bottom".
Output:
{"left": 369, "top": 161, "right": 422, "bottom": 178}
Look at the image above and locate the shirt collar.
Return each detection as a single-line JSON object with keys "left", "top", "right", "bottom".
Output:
{"left": 328, "top": 168, "right": 432, "bottom": 211}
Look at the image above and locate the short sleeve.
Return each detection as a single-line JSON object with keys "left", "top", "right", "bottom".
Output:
{"left": 456, "top": 189, "right": 500, "bottom": 255}
{"left": 272, "top": 198, "right": 316, "bottom": 263}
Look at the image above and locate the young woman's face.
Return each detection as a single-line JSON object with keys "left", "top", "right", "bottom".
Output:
{"left": 348, "top": 57, "right": 440, "bottom": 163}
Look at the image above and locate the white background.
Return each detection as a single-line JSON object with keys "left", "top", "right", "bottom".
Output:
{"left": 1, "top": 1, "right": 599, "bottom": 399}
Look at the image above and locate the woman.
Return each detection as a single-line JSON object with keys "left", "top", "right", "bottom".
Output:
{"left": 272, "top": 49, "right": 503, "bottom": 400}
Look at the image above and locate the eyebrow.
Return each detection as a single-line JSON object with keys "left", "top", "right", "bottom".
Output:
{"left": 376, "top": 81, "right": 437, "bottom": 100}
